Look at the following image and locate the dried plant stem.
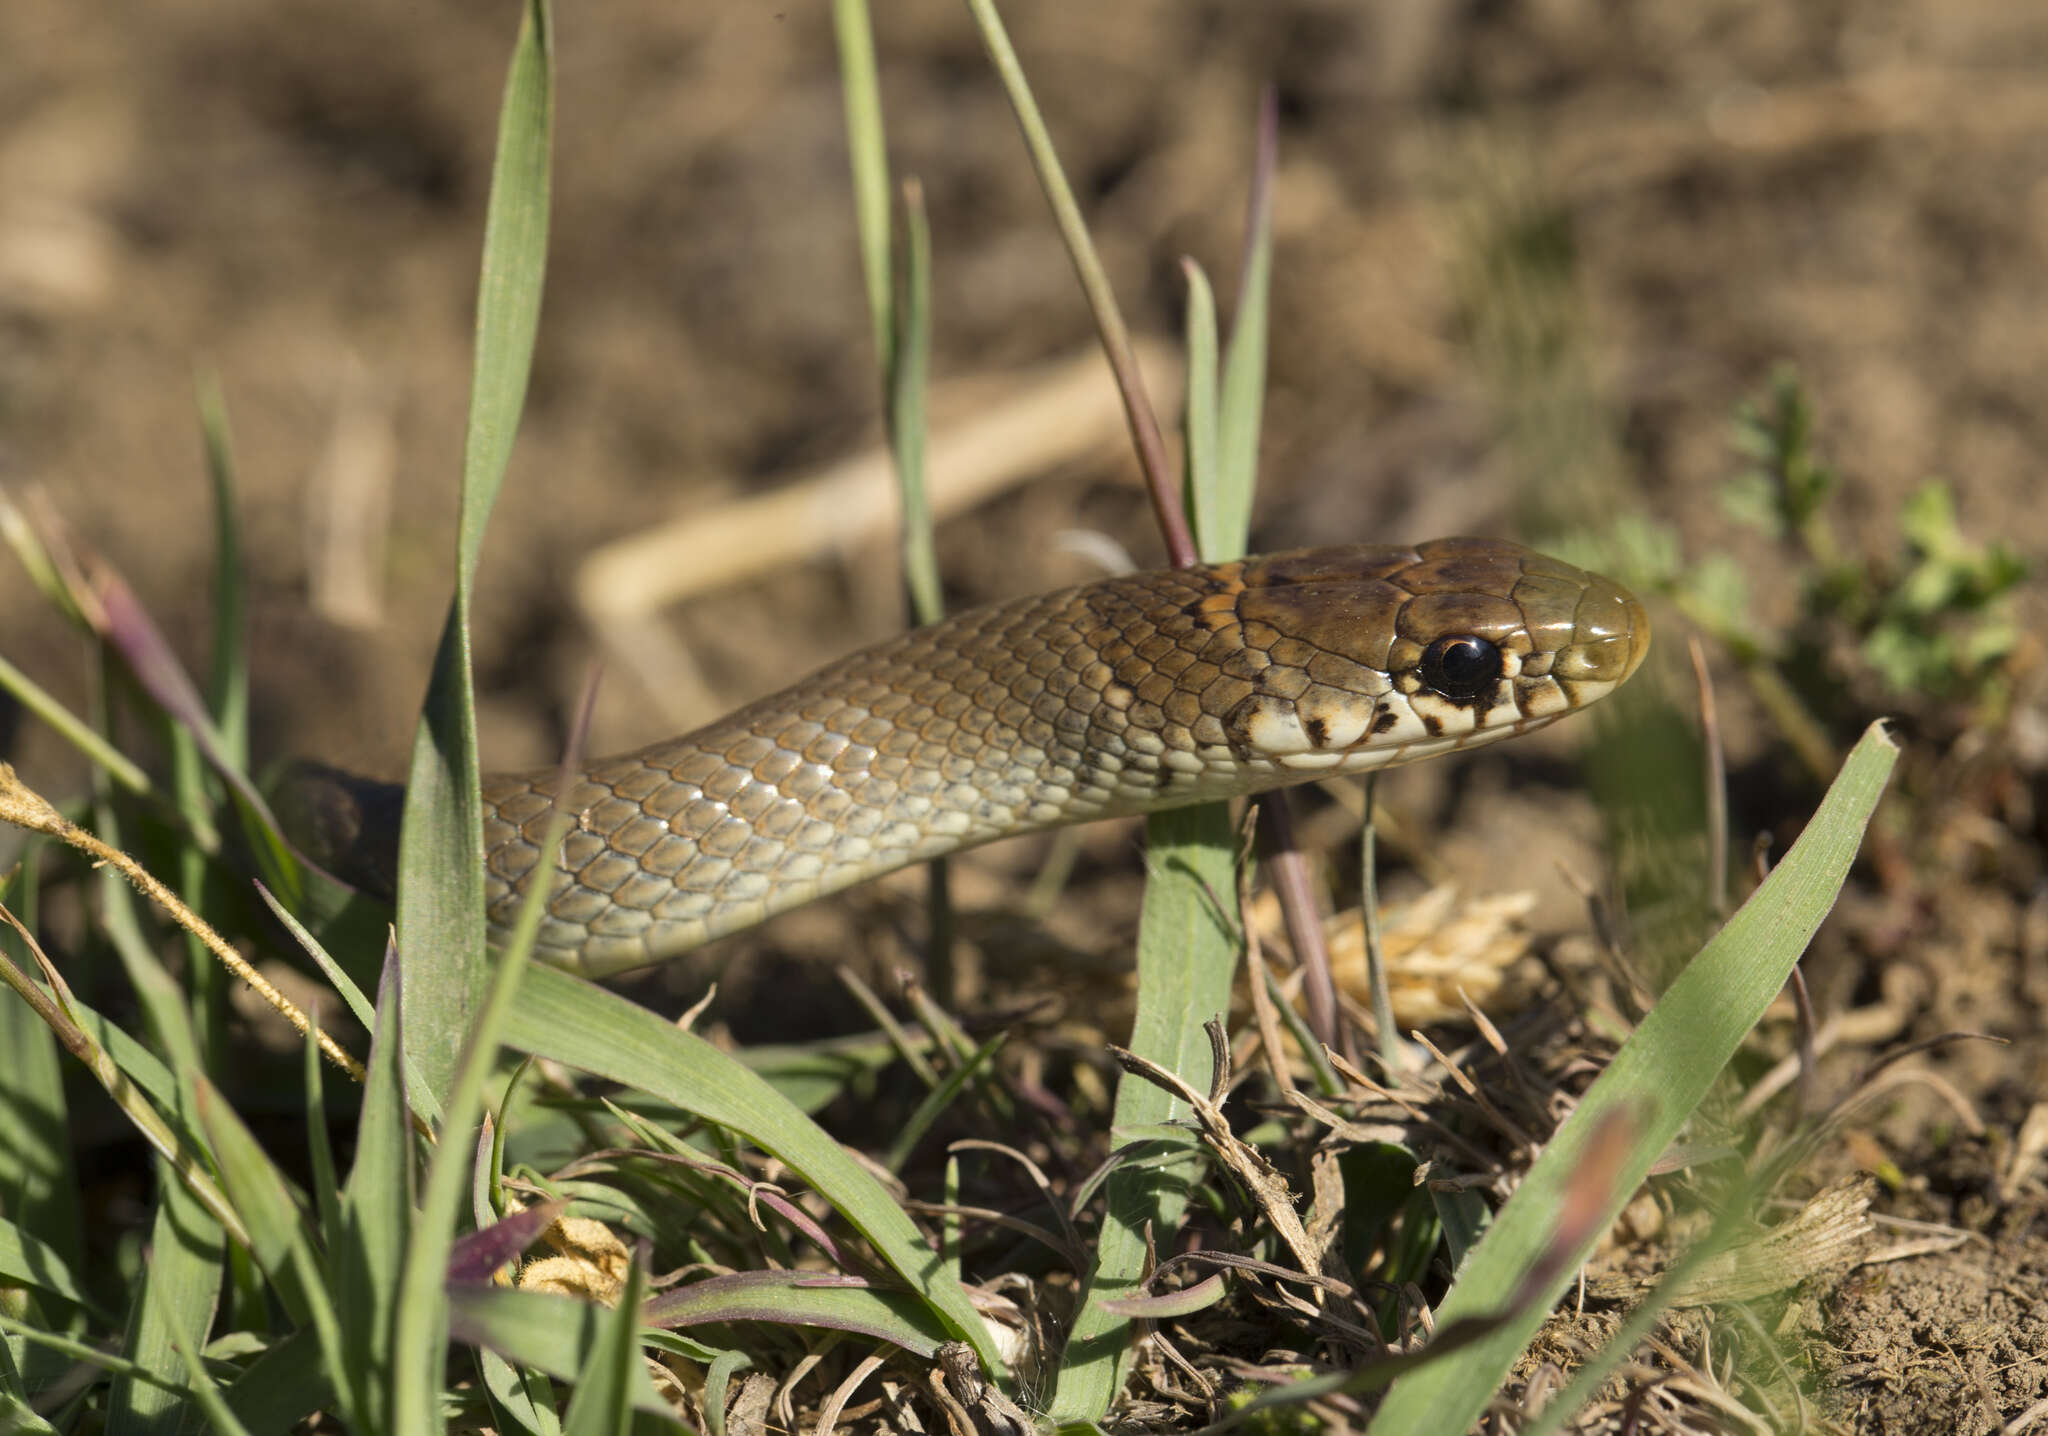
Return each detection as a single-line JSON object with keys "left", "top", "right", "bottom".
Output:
{"left": 0, "top": 904, "right": 252, "bottom": 1247}
{"left": 1259, "top": 800, "right": 1344, "bottom": 1058}
{"left": 0, "top": 762, "right": 366, "bottom": 1083}
{"left": 960, "top": 0, "right": 1192, "bottom": 567}
{"left": 1688, "top": 635, "right": 1729, "bottom": 916}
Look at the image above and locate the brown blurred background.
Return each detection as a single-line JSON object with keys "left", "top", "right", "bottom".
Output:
{"left": 3, "top": 1, "right": 2044, "bottom": 963}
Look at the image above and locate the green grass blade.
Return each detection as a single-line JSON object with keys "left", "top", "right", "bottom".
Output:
{"left": 164, "top": 1330, "right": 254, "bottom": 1436}
{"left": 0, "top": 1384, "right": 58, "bottom": 1435}
{"left": 0, "top": 1212, "right": 104, "bottom": 1317}
{"left": 940, "top": 1155, "right": 963, "bottom": 1289}
{"left": 191, "top": 1078, "right": 333, "bottom": 1338}
{"left": 502, "top": 965, "right": 1000, "bottom": 1373}
{"left": 445, "top": 1287, "right": 676, "bottom": 1422}
{"left": 1214, "top": 92, "right": 1275, "bottom": 554}
{"left": 699, "top": 1348, "right": 753, "bottom": 1436}
{"left": 831, "top": 9, "right": 949, "bottom": 988}
{"left": 735, "top": 1036, "right": 903, "bottom": 1116}
{"left": 339, "top": 953, "right": 415, "bottom": 1428}
{"left": 392, "top": 765, "right": 568, "bottom": 1430}
{"left": 263, "top": 879, "right": 377, "bottom": 1025}
{"left": 644, "top": 1272, "right": 952, "bottom": 1356}
{"left": 303, "top": 1027, "right": 346, "bottom": 1298}
{"left": 476, "top": 1344, "right": 563, "bottom": 1436}
{"left": 0, "top": 867, "right": 83, "bottom": 1285}
{"left": 1366, "top": 722, "right": 1898, "bottom": 1434}
{"left": 219, "top": 1327, "right": 334, "bottom": 1435}
{"left": 961, "top": 0, "right": 1188, "bottom": 562}
{"left": 171, "top": 723, "right": 225, "bottom": 1069}
{"left": 396, "top": 0, "right": 552, "bottom": 1106}
{"left": 50, "top": 986, "right": 193, "bottom": 1153}
{"left": 883, "top": 1030, "right": 1005, "bottom": 1175}
{"left": 892, "top": 180, "right": 939, "bottom": 626}
{"left": 1050, "top": 802, "right": 1239, "bottom": 1422}
{"left": 107, "top": 1167, "right": 224, "bottom": 1436}
{"left": 559, "top": 1251, "right": 648, "bottom": 1436}
{"left": 0, "top": 650, "right": 155, "bottom": 806}
{"left": 831, "top": 0, "right": 893, "bottom": 376}
{"left": 0, "top": 945, "right": 248, "bottom": 1250}
{"left": 91, "top": 800, "right": 205, "bottom": 1080}
{"left": 194, "top": 372, "right": 250, "bottom": 764}
{"left": 1179, "top": 260, "right": 1221, "bottom": 558}
{"left": 1515, "top": 1164, "right": 1772, "bottom": 1436}
{"left": 0, "top": 1316, "right": 205, "bottom": 1410}
{"left": 451, "top": 0, "right": 552, "bottom": 593}
{"left": 95, "top": 566, "right": 292, "bottom": 880}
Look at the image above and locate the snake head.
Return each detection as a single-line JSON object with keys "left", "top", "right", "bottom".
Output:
{"left": 1218, "top": 537, "right": 1650, "bottom": 774}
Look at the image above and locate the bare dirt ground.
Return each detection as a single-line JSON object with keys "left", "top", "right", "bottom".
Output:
{"left": 5, "top": 1, "right": 2047, "bottom": 1429}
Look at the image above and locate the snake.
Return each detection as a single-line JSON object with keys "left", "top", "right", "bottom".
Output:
{"left": 282, "top": 537, "right": 1648, "bottom": 977}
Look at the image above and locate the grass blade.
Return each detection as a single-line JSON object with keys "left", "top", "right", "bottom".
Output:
{"left": 0, "top": 1213, "right": 104, "bottom": 1317}
{"left": 883, "top": 1030, "right": 1004, "bottom": 1175}
{"left": 0, "top": 905, "right": 250, "bottom": 1252}
{"left": 193, "top": 372, "right": 250, "bottom": 764}
{"left": 476, "top": 1344, "right": 563, "bottom": 1436}
{"left": 960, "top": 0, "right": 1189, "bottom": 564}
{"left": 502, "top": 965, "right": 1000, "bottom": 1373}
{"left": 0, "top": 1316, "right": 204, "bottom": 1413}
{"left": 891, "top": 179, "right": 938, "bottom": 625}
{"left": 190, "top": 1078, "right": 326, "bottom": 1328}
{"left": 1050, "top": 802, "right": 1239, "bottom": 1421}
{"left": 107, "top": 1167, "right": 223, "bottom": 1436}
{"left": 395, "top": 0, "right": 553, "bottom": 1105}
{"left": 1365, "top": 722, "right": 1898, "bottom": 1434}
{"left": 0, "top": 867, "right": 83, "bottom": 1287}
{"left": 338, "top": 951, "right": 414, "bottom": 1428}
{"left": 219, "top": 1328, "right": 334, "bottom": 1436}
{"left": 392, "top": 658, "right": 591, "bottom": 1430}
{"left": 1213, "top": 88, "right": 1276, "bottom": 553}
{"left": 1179, "top": 260, "right": 1221, "bottom": 558}
{"left": 164, "top": 1331, "right": 254, "bottom": 1436}
{"left": 93, "top": 564, "right": 286, "bottom": 890}
{"left": 832, "top": 8, "right": 950, "bottom": 989}
{"left": 445, "top": 1287, "right": 676, "bottom": 1422}
{"left": 644, "top": 1272, "right": 952, "bottom": 1356}
{"left": 559, "top": 1251, "right": 650, "bottom": 1436}
{"left": 0, "top": 651, "right": 156, "bottom": 802}
{"left": 832, "top": 0, "right": 893, "bottom": 377}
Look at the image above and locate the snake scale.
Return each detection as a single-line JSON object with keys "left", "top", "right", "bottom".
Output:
{"left": 285, "top": 537, "right": 1648, "bottom": 976}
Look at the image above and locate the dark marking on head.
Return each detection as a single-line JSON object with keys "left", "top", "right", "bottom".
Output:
{"left": 1420, "top": 712, "right": 1444, "bottom": 738}
{"left": 1153, "top": 758, "right": 1177, "bottom": 791}
{"left": 1371, "top": 706, "right": 1400, "bottom": 736}
{"left": 1304, "top": 714, "right": 1330, "bottom": 749}
{"left": 1220, "top": 693, "right": 1263, "bottom": 765}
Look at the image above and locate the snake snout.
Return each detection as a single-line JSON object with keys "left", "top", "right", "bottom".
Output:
{"left": 1620, "top": 587, "right": 1653, "bottom": 683}
{"left": 1556, "top": 572, "right": 1652, "bottom": 692}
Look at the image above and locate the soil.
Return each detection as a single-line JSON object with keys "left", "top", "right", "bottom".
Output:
{"left": 5, "top": 0, "right": 2047, "bottom": 1430}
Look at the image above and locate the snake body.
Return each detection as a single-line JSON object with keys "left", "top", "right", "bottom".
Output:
{"left": 291, "top": 538, "right": 1647, "bottom": 976}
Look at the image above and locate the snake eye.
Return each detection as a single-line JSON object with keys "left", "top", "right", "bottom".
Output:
{"left": 1420, "top": 635, "right": 1502, "bottom": 700}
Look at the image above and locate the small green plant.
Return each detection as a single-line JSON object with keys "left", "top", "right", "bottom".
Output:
{"left": 1731, "top": 368, "right": 2025, "bottom": 708}
{"left": 1679, "top": 368, "right": 2026, "bottom": 747}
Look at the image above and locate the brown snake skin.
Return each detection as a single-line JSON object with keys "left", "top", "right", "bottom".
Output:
{"left": 290, "top": 538, "right": 1648, "bottom": 976}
